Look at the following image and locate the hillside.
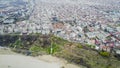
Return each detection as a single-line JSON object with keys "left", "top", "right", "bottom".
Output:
{"left": 0, "top": 34, "right": 120, "bottom": 68}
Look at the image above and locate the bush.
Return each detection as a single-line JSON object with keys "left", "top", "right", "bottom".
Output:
{"left": 29, "top": 45, "right": 45, "bottom": 56}
{"left": 99, "top": 51, "right": 110, "bottom": 57}
{"left": 86, "top": 44, "right": 95, "bottom": 48}
{"left": 29, "top": 45, "right": 43, "bottom": 52}
{"left": 47, "top": 43, "right": 61, "bottom": 54}
{"left": 77, "top": 45, "right": 83, "bottom": 48}
{"left": 11, "top": 39, "right": 22, "bottom": 49}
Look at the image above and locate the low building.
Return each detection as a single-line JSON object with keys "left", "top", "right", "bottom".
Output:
{"left": 3, "top": 18, "right": 15, "bottom": 24}
{"left": 116, "top": 27, "right": 120, "bottom": 32}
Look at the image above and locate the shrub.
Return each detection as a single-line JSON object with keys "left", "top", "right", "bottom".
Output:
{"left": 29, "top": 45, "right": 43, "bottom": 52}
{"left": 47, "top": 43, "right": 61, "bottom": 54}
{"left": 29, "top": 45, "right": 45, "bottom": 56}
{"left": 99, "top": 51, "right": 110, "bottom": 57}
{"left": 77, "top": 45, "right": 83, "bottom": 48}
{"left": 11, "top": 39, "right": 22, "bottom": 49}
{"left": 86, "top": 44, "right": 95, "bottom": 48}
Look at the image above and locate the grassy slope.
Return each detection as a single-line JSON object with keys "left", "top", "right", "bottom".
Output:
{"left": 1, "top": 34, "right": 120, "bottom": 68}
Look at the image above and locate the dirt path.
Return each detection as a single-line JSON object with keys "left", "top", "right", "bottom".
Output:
{"left": 0, "top": 47, "right": 81, "bottom": 68}
{"left": 0, "top": 55, "right": 60, "bottom": 68}
{"left": 37, "top": 55, "right": 81, "bottom": 68}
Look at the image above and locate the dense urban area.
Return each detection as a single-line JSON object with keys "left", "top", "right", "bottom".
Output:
{"left": 0, "top": 0, "right": 120, "bottom": 54}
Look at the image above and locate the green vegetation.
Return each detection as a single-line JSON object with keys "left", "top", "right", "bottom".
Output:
{"left": 86, "top": 44, "right": 96, "bottom": 49}
{"left": 10, "top": 39, "right": 22, "bottom": 49}
{"left": 99, "top": 51, "right": 110, "bottom": 57}
{"left": 29, "top": 45, "right": 45, "bottom": 56}
{"left": 29, "top": 45, "right": 43, "bottom": 52}
{"left": 106, "top": 36, "right": 112, "bottom": 40}
{"left": 50, "top": 43, "right": 61, "bottom": 54}
{"left": 1, "top": 34, "right": 120, "bottom": 68}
